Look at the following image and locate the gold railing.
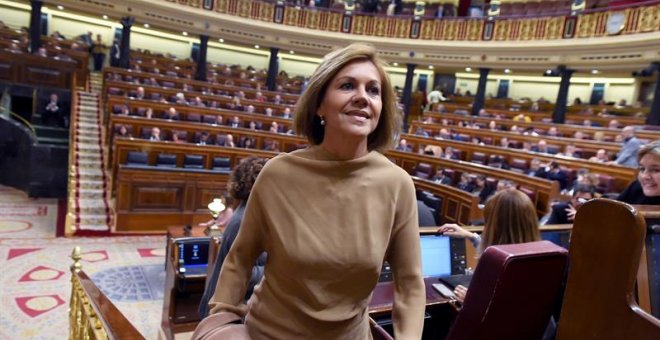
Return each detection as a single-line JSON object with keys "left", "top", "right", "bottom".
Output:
{"left": 69, "top": 246, "right": 145, "bottom": 340}
{"left": 5, "top": 110, "right": 37, "bottom": 135}
{"left": 166, "top": 0, "right": 660, "bottom": 41}
{"left": 65, "top": 76, "right": 78, "bottom": 236}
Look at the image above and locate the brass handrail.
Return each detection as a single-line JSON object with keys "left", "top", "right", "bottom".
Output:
{"left": 1, "top": 108, "right": 37, "bottom": 135}
{"left": 69, "top": 246, "right": 145, "bottom": 340}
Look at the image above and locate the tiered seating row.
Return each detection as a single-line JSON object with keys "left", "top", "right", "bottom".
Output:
{"left": 409, "top": 121, "right": 622, "bottom": 158}
{"left": 400, "top": 133, "right": 635, "bottom": 193}
{"left": 423, "top": 111, "right": 660, "bottom": 142}
{"left": 432, "top": 102, "right": 646, "bottom": 126}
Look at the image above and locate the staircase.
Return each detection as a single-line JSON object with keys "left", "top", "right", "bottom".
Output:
{"left": 69, "top": 72, "right": 112, "bottom": 233}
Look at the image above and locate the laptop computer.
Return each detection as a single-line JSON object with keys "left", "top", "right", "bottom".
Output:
{"left": 379, "top": 234, "right": 467, "bottom": 282}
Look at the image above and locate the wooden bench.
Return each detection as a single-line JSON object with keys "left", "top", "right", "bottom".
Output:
{"left": 409, "top": 121, "right": 622, "bottom": 157}
{"left": 112, "top": 139, "right": 485, "bottom": 231}
{"left": 400, "top": 133, "right": 636, "bottom": 192}
{"left": 423, "top": 111, "right": 660, "bottom": 141}
{"left": 104, "top": 67, "right": 300, "bottom": 103}
{"left": 431, "top": 102, "right": 645, "bottom": 126}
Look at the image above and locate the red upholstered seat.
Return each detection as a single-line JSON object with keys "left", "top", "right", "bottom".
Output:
{"left": 414, "top": 162, "right": 434, "bottom": 179}
{"left": 472, "top": 152, "right": 487, "bottom": 165}
{"left": 596, "top": 174, "right": 615, "bottom": 193}
{"left": 446, "top": 241, "right": 568, "bottom": 340}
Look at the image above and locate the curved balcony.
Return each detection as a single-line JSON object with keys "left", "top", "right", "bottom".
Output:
{"left": 51, "top": 0, "right": 660, "bottom": 71}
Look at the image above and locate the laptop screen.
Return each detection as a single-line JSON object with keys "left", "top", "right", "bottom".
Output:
{"left": 420, "top": 235, "right": 452, "bottom": 277}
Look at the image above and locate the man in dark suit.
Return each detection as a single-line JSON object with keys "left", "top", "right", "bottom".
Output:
{"left": 110, "top": 39, "right": 120, "bottom": 67}
{"left": 545, "top": 161, "right": 567, "bottom": 190}
{"left": 43, "top": 93, "right": 64, "bottom": 127}
{"left": 545, "top": 185, "right": 595, "bottom": 224}
{"left": 528, "top": 158, "right": 548, "bottom": 178}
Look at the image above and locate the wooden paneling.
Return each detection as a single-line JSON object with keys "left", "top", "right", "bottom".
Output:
{"left": 115, "top": 167, "right": 229, "bottom": 232}
{"left": 113, "top": 139, "right": 487, "bottom": 231}
{"left": 0, "top": 50, "right": 76, "bottom": 89}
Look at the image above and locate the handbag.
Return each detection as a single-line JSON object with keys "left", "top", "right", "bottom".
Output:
{"left": 192, "top": 312, "right": 251, "bottom": 340}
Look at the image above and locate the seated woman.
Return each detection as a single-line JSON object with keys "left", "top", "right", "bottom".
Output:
{"left": 199, "top": 158, "right": 268, "bottom": 318}
{"left": 438, "top": 188, "right": 541, "bottom": 302}
{"left": 617, "top": 140, "right": 660, "bottom": 205}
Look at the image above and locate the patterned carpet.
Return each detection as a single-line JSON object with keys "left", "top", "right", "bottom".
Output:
{"left": 0, "top": 185, "right": 167, "bottom": 339}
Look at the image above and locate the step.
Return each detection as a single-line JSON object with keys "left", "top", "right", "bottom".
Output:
{"left": 76, "top": 159, "right": 103, "bottom": 166}
{"left": 76, "top": 224, "right": 110, "bottom": 231}
{"left": 77, "top": 216, "right": 110, "bottom": 226}
{"left": 78, "top": 123, "right": 100, "bottom": 129}
{"left": 76, "top": 152, "right": 102, "bottom": 159}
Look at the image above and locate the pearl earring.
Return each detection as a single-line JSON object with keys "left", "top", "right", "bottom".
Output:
{"left": 320, "top": 116, "right": 325, "bottom": 126}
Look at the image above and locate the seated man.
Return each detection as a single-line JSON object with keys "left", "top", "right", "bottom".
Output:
{"left": 396, "top": 139, "right": 412, "bottom": 152}
{"left": 229, "top": 116, "right": 241, "bottom": 128}
{"left": 431, "top": 170, "right": 452, "bottom": 185}
{"left": 528, "top": 158, "right": 548, "bottom": 179}
{"left": 43, "top": 93, "right": 64, "bottom": 127}
{"left": 545, "top": 185, "right": 595, "bottom": 224}
{"left": 132, "top": 86, "right": 145, "bottom": 100}
{"left": 197, "top": 131, "right": 211, "bottom": 145}
{"left": 148, "top": 127, "right": 162, "bottom": 141}
{"left": 164, "top": 107, "right": 180, "bottom": 120}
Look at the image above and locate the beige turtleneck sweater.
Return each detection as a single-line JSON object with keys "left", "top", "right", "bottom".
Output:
{"left": 209, "top": 146, "right": 425, "bottom": 339}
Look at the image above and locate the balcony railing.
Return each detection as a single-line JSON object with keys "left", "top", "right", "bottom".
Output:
{"left": 165, "top": 0, "right": 660, "bottom": 41}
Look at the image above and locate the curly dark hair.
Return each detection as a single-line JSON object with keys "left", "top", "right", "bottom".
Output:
{"left": 227, "top": 157, "right": 267, "bottom": 201}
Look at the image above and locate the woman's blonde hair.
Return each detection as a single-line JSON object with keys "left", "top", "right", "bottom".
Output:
{"left": 481, "top": 189, "right": 540, "bottom": 253}
{"left": 293, "top": 43, "right": 399, "bottom": 151}
{"left": 637, "top": 140, "right": 660, "bottom": 162}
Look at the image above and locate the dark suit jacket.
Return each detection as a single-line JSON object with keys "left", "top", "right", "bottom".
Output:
{"left": 198, "top": 203, "right": 267, "bottom": 318}
{"left": 546, "top": 202, "right": 572, "bottom": 224}
{"left": 547, "top": 169, "right": 568, "bottom": 190}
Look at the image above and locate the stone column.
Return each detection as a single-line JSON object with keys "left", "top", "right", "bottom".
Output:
{"left": 401, "top": 63, "right": 417, "bottom": 132}
{"left": 29, "top": 0, "right": 43, "bottom": 54}
{"left": 471, "top": 68, "right": 490, "bottom": 116}
{"left": 118, "top": 17, "right": 134, "bottom": 69}
{"left": 266, "top": 47, "right": 280, "bottom": 92}
{"left": 195, "top": 35, "right": 209, "bottom": 81}
{"left": 552, "top": 65, "right": 574, "bottom": 124}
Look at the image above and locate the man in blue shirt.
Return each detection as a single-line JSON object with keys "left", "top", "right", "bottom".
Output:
{"left": 613, "top": 126, "right": 642, "bottom": 167}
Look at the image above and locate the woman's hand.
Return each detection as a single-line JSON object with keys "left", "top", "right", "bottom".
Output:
{"left": 437, "top": 224, "right": 473, "bottom": 239}
{"left": 454, "top": 285, "right": 468, "bottom": 304}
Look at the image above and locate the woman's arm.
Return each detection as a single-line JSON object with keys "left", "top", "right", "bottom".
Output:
{"left": 387, "top": 179, "right": 426, "bottom": 339}
{"left": 208, "top": 190, "right": 266, "bottom": 316}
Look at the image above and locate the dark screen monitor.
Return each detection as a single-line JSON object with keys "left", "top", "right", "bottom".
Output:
{"left": 541, "top": 230, "right": 571, "bottom": 250}
{"left": 176, "top": 238, "right": 210, "bottom": 276}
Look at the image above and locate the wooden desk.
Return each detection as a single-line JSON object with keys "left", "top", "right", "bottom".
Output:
{"left": 368, "top": 277, "right": 451, "bottom": 315}
{"left": 162, "top": 226, "right": 210, "bottom": 340}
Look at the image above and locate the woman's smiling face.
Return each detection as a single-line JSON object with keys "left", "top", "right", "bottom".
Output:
{"left": 317, "top": 59, "right": 382, "bottom": 142}
{"left": 639, "top": 153, "right": 660, "bottom": 197}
